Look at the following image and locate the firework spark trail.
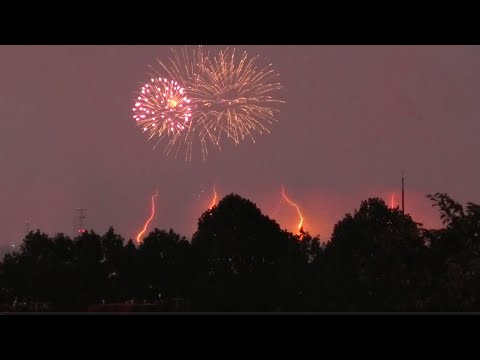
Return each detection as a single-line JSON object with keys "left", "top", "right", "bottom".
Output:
{"left": 133, "top": 46, "right": 284, "bottom": 161}
{"left": 390, "top": 193, "right": 396, "bottom": 209}
{"left": 209, "top": 184, "right": 218, "bottom": 209}
{"left": 136, "top": 190, "right": 159, "bottom": 245}
{"left": 281, "top": 186, "right": 304, "bottom": 234}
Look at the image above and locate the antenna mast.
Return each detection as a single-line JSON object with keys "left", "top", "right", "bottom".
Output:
{"left": 74, "top": 208, "right": 87, "bottom": 236}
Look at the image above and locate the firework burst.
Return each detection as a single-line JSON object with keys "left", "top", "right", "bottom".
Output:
{"left": 133, "top": 46, "right": 284, "bottom": 160}
{"left": 133, "top": 76, "right": 194, "bottom": 158}
{"left": 192, "top": 48, "right": 284, "bottom": 150}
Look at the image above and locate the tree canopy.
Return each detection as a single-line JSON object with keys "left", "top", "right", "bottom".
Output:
{"left": 1, "top": 192, "right": 479, "bottom": 312}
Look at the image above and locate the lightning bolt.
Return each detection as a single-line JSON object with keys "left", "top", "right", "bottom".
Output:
{"left": 390, "top": 193, "right": 395, "bottom": 209}
{"left": 136, "top": 190, "right": 159, "bottom": 245}
{"left": 209, "top": 184, "right": 218, "bottom": 209}
{"left": 281, "top": 186, "right": 304, "bottom": 234}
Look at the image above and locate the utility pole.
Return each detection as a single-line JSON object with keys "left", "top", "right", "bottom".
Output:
{"left": 401, "top": 170, "right": 405, "bottom": 214}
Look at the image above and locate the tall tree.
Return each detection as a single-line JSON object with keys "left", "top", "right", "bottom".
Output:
{"left": 426, "top": 193, "right": 480, "bottom": 310}
{"left": 319, "top": 198, "right": 427, "bottom": 311}
{"left": 137, "top": 229, "right": 191, "bottom": 301}
{"left": 191, "top": 194, "right": 303, "bottom": 311}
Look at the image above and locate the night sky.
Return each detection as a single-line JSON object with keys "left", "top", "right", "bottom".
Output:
{"left": 1, "top": 45, "right": 479, "bottom": 245}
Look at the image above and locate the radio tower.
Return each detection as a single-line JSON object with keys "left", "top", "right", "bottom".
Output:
{"left": 74, "top": 208, "right": 87, "bottom": 236}
{"left": 401, "top": 170, "right": 405, "bottom": 214}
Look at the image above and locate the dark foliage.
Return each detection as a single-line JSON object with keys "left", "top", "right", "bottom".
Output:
{"left": 1, "top": 193, "right": 478, "bottom": 312}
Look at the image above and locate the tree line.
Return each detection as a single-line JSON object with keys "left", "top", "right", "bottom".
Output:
{"left": 0, "top": 192, "right": 479, "bottom": 312}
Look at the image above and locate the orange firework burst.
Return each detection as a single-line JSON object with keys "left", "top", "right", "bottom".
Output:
{"left": 209, "top": 184, "right": 218, "bottom": 209}
{"left": 136, "top": 190, "right": 159, "bottom": 245}
{"left": 281, "top": 186, "right": 304, "bottom": 234}
{"left": 191, "top": 47, "right": 284, "bottom": 151}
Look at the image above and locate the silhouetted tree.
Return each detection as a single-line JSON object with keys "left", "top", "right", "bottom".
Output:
{"left": 425, "top": 193, "right": 480, "bottom": 310}
{"left": 72, "top": 230, "right": 104, "bottom": 307}
{"left": 137, "top": 229, "right": 191, "bottom": 302}
{"left": 317, "top": 198, "right": 428, "bottom": 311}
{"left": 100, "top": 227, "right": 125, "bottom": 302}
{"left": 3, "top": 191, "right": 480, "bottom": 312}
{"left": 3, "top": 231, "right": 52, "bottom": 302}
{"left": 45, "top": 233, "right": 75, "bottom": 308}
{"left": 191, "top": 194, "right": 306, "bottom": 311}
{"left": 117, "top": 239, "right": 139, "bottom": 301}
